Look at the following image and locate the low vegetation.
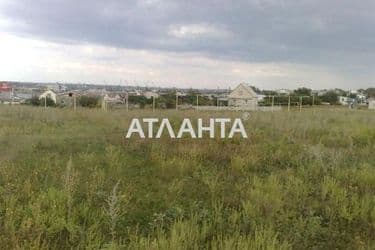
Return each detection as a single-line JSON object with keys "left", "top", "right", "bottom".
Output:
{"left": 0, "top": 106, "right": 374, "bottom": 249}
{"left": 78, "top": 96, "right": 101, "bottom": 108}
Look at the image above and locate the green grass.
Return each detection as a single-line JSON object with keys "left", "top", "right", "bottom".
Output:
{"left": 0, "top": 106, "right": 374, "bottom": 249}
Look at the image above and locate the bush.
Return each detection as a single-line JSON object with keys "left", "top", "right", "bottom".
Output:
{"left": 320, "top": 91, "right": 339, "bottom": 105}
{"left": 25, "top": 96, "right": 55, "bottom": 107}
{"left": 128, "top": 96, "right": 149, "bottom": 108}
{"left": 78, "top": 96, "right": 100, "bottom": 108}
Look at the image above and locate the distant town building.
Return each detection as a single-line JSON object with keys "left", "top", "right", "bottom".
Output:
{"left": 0, "top": 83, "right": 12, "bottom": 92}
{"left": 276, "top": 89, "right": 292, "bottom": 95}
{"left": 0, "top": 83, "right": 13, "bottom": 103}
{"left": 128, "top": 89, "right": 142, "bottom": 96}
{"left": 228, "top": 83, "right": 258, "bottom": 108}
{"left": 257, "top": 94, "right": 266, "bottom": 102}
{"left": 369, "top": 98, "right": 375, "bottom": 110}
{"left": 356, "top": 94, "right": 367, "bottom": 103}
{"left": 85, "top": 88, "right": 106, "bottom": 96}
{"left": 176, "top": 91, "right": 187, "bottom": 97}
{"left": 143, "top": 91, "right": 159, "bottom": 99}
{"left": 104, "top": 93, "right": 124, "bottom": 104}
{"left": 338, "top": 96, "right": 354, "bottom": 106}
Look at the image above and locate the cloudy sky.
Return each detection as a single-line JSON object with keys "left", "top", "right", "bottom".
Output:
{"left": 0, "top": 0, "right": 374, "bottom": 89}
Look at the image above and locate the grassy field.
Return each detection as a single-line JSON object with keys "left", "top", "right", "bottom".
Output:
{"left": 0, "top": 106, "right": 374, "bottom": 249}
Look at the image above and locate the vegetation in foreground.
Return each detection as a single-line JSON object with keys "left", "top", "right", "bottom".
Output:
{"left": 0, "top": 106, "right": 374, "bottom": 249}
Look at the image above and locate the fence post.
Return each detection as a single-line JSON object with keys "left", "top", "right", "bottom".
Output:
{"left": 73, "top": 95, "right": 77, "bottom": 111}
{"left": 312, "top": 94, "right": 315, "bottom": 112}
{"left": 152, "top": 95, "right": 155, "bottom": 112}
{"left": 196, "top": 95, "right": 199, "bottom": 111}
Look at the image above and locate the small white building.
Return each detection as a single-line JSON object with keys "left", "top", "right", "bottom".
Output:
{"left": 369, "top": 98, "right": 375, "bottom": 110}
{"left": 143, "top": 91, "right": 159, "bottom": 99}
{"left": 128, "top": 89, "right": 142, "bottom": 96}
{"left": 356, "top": 94, "right": 367, "bottom": 103}
{"left": 176, "top": 91, "right": 187, "bottom": 97}
{"left": 104, "top": 93, "right": 123, "bottom": 103}
{"left": 39, "top": 90, "right": 57, "bottom": 103}
{"left": 228, "top": 83, "right": 258, "bottom": 108}
{"left": 257, "top": 94, "right": 266, "bottom": 102}
{"left": 338, "top": 96, "right": 354, "bottom": 106}
{"left": 276, "top": 89, "right": 292, "bottom": 95}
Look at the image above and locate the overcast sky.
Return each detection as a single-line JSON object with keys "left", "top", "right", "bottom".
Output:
{"left": 0, "top": 0, "right": 374, "bottom": 89}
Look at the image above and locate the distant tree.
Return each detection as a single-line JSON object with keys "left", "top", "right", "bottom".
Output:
{"left": 25, "top": 96, "right": 55, "bottom": 107}
{"left": 26, "top": 96, "right": 41, "bottom": 106}
{"left": 199, "top": 96, "right": 215, "bottom": 106}
{"left": 250, "top": 86, "right": 261, "bottom": 93}
{"left": 43, "top": 97, "right": 56, "bottom": 107}
{"left": 158, "top": 93, "right": 176, "bottom": 109}
{"left": 78, "top": 96, "right": 99, "bottom": 108}
{"left": 335, "top": 88, "right": 346, "bottom": 96}
{"left": 181, "top": 92, "right": 197, "bottom": 105}
{"left": 129, "top": 96, "right": 149, "bottom": 108}
{"left": 262, "top": 90, "right": 278, "bottom": 96}
{"left": 365, "top": 88, "right": 375, "bottom": 98}
{"left": 294, "top": 87, "right": 312, "bottom": 96}
{"left": 187, "top": 89, "right": 199, "bottom": 96}
{"left": 320, "top": 91, "right": 339, "bottom": 104}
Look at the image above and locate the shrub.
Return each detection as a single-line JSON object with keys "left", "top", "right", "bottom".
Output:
{"left": 78, "top": 96, "right": 100, "bottom": 108}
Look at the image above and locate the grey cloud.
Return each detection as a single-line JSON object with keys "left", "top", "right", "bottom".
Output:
{"left": 1, "top": 0, "right": 375, "bottom": 70}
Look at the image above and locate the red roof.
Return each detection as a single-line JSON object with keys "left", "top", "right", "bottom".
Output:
{"left": 0, "top": 83, "right": 11, "bottom": 92}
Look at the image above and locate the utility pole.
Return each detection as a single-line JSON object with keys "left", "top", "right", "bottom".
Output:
{"left": 152, "top": 95, "right": 155, "bottom": 112}
{"left": 44, "top": 96, "right": 47, "bottom": 108}
{"left": 299, "top": 96, "right": 302, "bottom": 112}
{"left": 126, "top": 93, "right": 129, "bottom": 111}
{"left": 271, "top": 95, "right": 274, "bottom": 112}
{"left": 288, "top": 96, "right": 291, "bottom": 112}
{"left": 102, "top": 96, "right": 105, "bottom": 111}
{"left": 312, "top": 94, "right": 315, "bottom": 112}
{"left": 73, "top": 95, "right": 77, "bottom": 111}
{"left": 217, "top": 87, "right": 219, "bottom": 111}
{"left": 175, "top": 91, "right": 178, "bottom": 111}
{"left": 196, "top": 95, "right": 199, "bottom": 111}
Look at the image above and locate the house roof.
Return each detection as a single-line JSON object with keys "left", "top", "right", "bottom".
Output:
{"left": 0, "top": 83, "right": 11, "bottom": 92}
{"left": 228, "top": 83, "right": 257, "bottom": 99}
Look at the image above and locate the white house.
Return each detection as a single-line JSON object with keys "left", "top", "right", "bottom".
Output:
{"left": 128, "top": 89, "right": 142, "bottom": 96}
{"left": 104, "top": 93, "right": 123, "bottom": 104}
{"left": 228, "top": 83, "right": 258, "bottom": 108}
{"left": 39, "top": 90, "right": 57, "bottom": 103}
{"left": 276, "top": 89, "right": 292, "bottom": 95}
{"left": 338, "top": 96, "right": 348, "bottom": 105}
{"left": 143, "top": 91, "right": 159, "bottom": 99}
{"left": 357, "top": 94, "right": 367, "bottom": 103}
{"left": 176, "top": 91, "right": 187, "bottom": 97}
{"left": 338, "top": 96, "right": 355, "bottom": 106}
{"left": 257, "top": 94, "right": 266, "bottom": 102}
{"left": 369, "top": 98, "right": 375, "bottom": 110}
